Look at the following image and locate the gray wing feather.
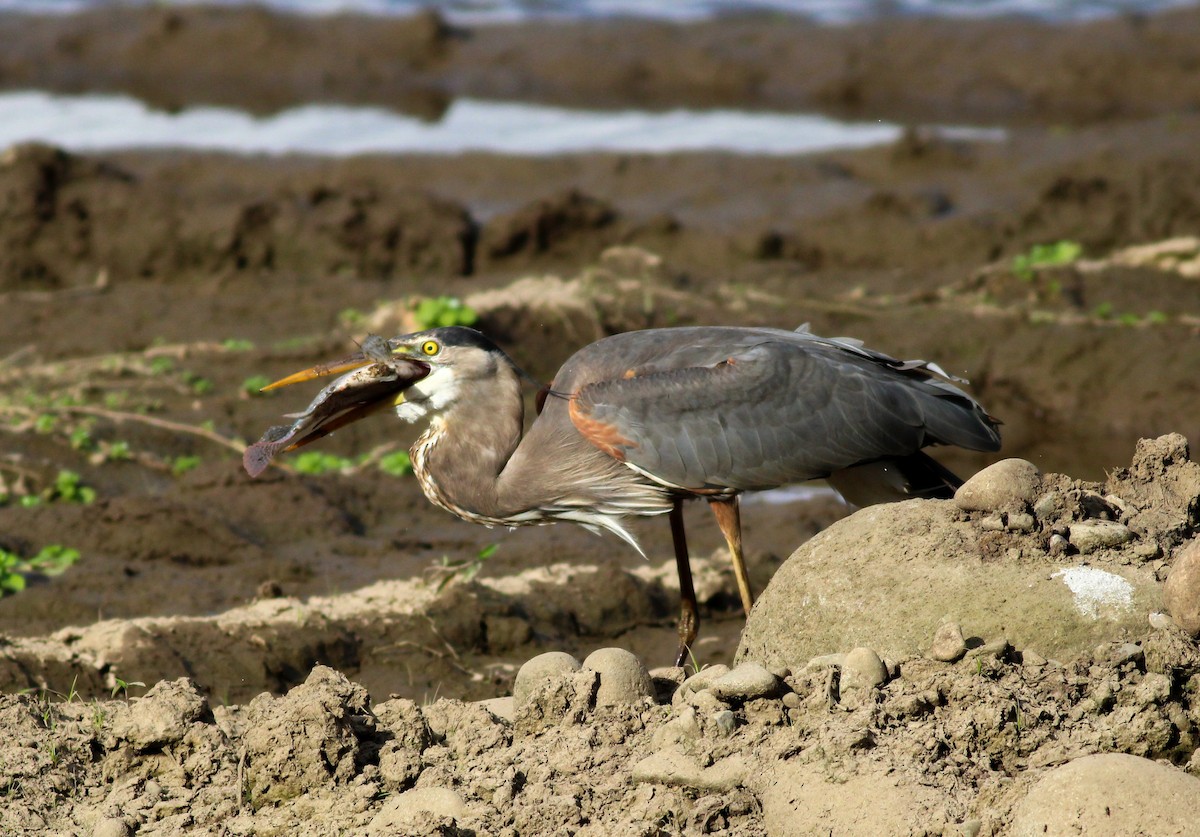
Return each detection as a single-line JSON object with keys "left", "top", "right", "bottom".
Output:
{"left": 567, "top": 329, "right": 999, "bottom": 492}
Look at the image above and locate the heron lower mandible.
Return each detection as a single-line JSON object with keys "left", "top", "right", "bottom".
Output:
{"left": 248, "top": 325, "right": 1001, "bottom": 665}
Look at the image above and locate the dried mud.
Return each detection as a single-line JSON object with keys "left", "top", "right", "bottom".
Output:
{"left": 0, "top": 6, "right": 1199, "bottom": 835}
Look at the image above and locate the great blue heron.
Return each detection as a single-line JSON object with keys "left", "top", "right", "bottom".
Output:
{"left": 246, "top": 325, "right": 1001, "bottom": 664}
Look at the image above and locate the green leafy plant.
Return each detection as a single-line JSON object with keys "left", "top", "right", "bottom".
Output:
{"left": 1012, "top": 240, "right": 1083, "bottom": 281}
{"left": 241, "top": 374, "right": 273, "bottom": 396}
{"left": 428, "top": 544, "right": 498, "bottom": 593}
{"left": 221, "top": 338, "right": 255, "bottom": 352}
{"left": 110, "top": 676, "right": 146, "bottom": 700}
{"left": 50, "top": 470, "right": 96, "bottom": 504}
{"left": 0, "top": 545, "right": 81, "bottom": 596}
{"left": 292, "top": 451, "right": 354, "bottom": 475}
{"left": 378, "top": 450, "right": 413, "bottom": 477}
{"left": 171, "top": 455, "right": 202, "bottom": 476}
{"left": 413, "top": 296, "right": 478, "bottom": 330}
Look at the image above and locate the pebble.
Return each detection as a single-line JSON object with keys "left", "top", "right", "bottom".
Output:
{"left": 680, "top": 665, "right": 729, "bottom": 693}
{"left": 1149, "top": 611, "right": 1176, "bottom": 631}
{"left": 1067, "top": 520, "right": 1134, "bottom": 554}
{"left": 840, "top": 647, "right": 888, "bottom": 701}
{"left": 707, "top": 662, "right": 782, "bottom": 702}
{"left": 651, "top": 706, "right": 700, "bottom": 748}
{"left": 954, "top": 459, "right": 1041, "bottom": 512}
{"left": 1163, "top": 540, "right": 1200, "bottom": 636}
{"left": 92, "top": 819, "right": 131, "bottom": 837}
{"left": 1006, "top": 512, "right": 1036, "bottom": 533}
{"left": 979, "top": 514, "right": 1005, "bottom": 532}
{"left": 1048, "top": 533, "right": 1070, "bottom": 556}
{"left": 928, "top": 622, "right": 967, "bottom": 663}
{"left": 513, "top": 652, "right": 581, "bottom": 708}
{"left": 1033, "top": 491, "right": 1062, "bottom": 520}
{"left": 711, "top": 710, "right": 738, "bottom": 737}
{"left": 477, "top": 696, "right": 515, "bottom": 722}
{"left": 964, "top": 638, "right": 1010, "bottom": 661}
{"left": 583, "top": 648, "right": 654, "bottom": 707}
{"left": 804, "top": 653, "right": 846, "bottom": 671}
{"left": 1021, "top": 649, "right": 1047, "bottom": 667}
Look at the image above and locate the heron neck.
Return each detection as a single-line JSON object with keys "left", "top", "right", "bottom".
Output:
{"left": 411, "top": 363, "right": 526, "bottom": 523}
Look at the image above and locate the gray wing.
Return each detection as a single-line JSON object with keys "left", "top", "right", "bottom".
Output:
{"left": 564, "top": 327, "right": 1000, "bottom": 492}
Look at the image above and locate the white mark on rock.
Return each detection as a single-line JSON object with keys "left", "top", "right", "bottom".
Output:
{"left": 1052, "top": 566, "right": 1134, "bottom": 619}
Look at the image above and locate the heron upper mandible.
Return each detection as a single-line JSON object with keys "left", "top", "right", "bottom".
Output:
{"left": 249, "top": 325, "right": 1001, "bottom": 665}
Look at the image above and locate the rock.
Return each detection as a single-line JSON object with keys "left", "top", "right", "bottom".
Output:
{"left": 110, "top": 677, "right": 211, "bottom": 752}
{"left": 513, "top": 651, "right": 581, "bottom": 708}
{"left": 651, "top": 705, "right": 701, "bottom": 748}
{"left": 840, "top": 647, "right": 887, "bottom": 706}
{"left": 737, "top": 501, "right": 1160, "bottom": 670}
{"left": 1048, "top": 533, "right": 1070, "bottom": 556}
{"left": 707, "top": 662, "right": 782, "bottom": 702}
{"left": 476, "top": 696, "right": 515, "bottom": 722}
{"left": 928, "top": 622, "right": 967, "bottom": 662}
{"left": 631, "top": 746, "right": 746, "bottom": 791}
{"left": 1006, "top": 512, "right": 1036, "bottom": 533}
{"left": 367, "top": 788, "right": 468, "bottom": 835}
{"left": 92, "top": 819, "right": 131, "bottom": 837}
{"left": 1011, "top": 753, "right": 1200, "bottom": 836}
{"left": 711, "top": 709, "right": 738, "bottom": 737}
{"left": 954, "top": 459, "right": 1041, "bottom": 512}
{"left": 1068, "top": 520, "right": 1134, "bottom": 553}
{"left": 1164, "top": 539, "right": 1200, "bottom": 636}
{"left": 673, "top": 664, "right": 730, "bottom": 705}
{"left": 582, "top": 647, "right": 654, "bottom": 706}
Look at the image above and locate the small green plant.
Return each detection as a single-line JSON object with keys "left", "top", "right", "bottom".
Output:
{"left": 149, "top": 356, "right": 175, "bottom": 376}
{"left": 110, "top": 676, "right": 145, "bottom": 700}
{"left": 50, "top": 470, "right": 96, "bottom": 504}
{"left": 103, "top": 440, "right": 132, "bottom": 461}
{"left": 413, "top": 296, "right": 478, "bottom": 330}
{"left": 221, "top": 338, "right": 255, "bottom": 352}
{"left": 241, "top": 374, "right": 272, "bottom": 396}
{"left": 0, "top": 545, "right": 81, "bottom": 596}
{"left": 171, "top": 455, "right": 202, "bottom": 476}
{"left": 1145, "top": 310, "right": 1168, "bottom": 325}
{"left": 428, "top": 543, "right": 498, "bottom": 593}
{"left": 339, "top": 308, "right": 366, "bottom": 327}
{"left": 185, "top": 372, "right": 213, "bottom": 395}
{"left": 33, "top": 414, "right": 56, "bottom": 434}
{"left": 1012, "top": 240, "right": 1083, "bottom": 281}
{"left": 292, "top": 451, "right": 354, "bottom": 475}
{"left": 1091, "top": 301, "right": 1115, "bottom": 320}
{"left": 68, "top": 427, "right": 94, "bottom": 451}
{"left": 378, "top": 450, "right": 413, "bottom": 477}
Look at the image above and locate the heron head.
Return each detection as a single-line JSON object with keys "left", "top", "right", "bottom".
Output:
{"left": 258, "top": 326, "right": 505, "bottom": 426}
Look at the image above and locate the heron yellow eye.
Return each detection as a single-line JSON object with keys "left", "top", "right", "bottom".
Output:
{"left": 421, "top": 340, "right": 440, "bottom": 356}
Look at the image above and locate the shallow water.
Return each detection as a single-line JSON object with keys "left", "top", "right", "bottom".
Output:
{"left": 2, "top": 0, "right": 1194, "bottom": 24}
{"left": 0, "top": 91, "right": 1008, "bottom": 156}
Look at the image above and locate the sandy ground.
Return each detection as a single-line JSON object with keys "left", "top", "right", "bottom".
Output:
{"left": 0, "top": 5, "right": 1198, "bottom": 835}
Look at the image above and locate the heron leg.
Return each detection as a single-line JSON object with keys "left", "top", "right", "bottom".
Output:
{"left": 708, "top": 495, "right": 754, "bottom": 616}
{"left": 669, "top": 500, "right": 699, "bottom": 668}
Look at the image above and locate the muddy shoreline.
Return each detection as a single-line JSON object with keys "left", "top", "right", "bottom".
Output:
{"left": 0, "top": 6, "right": 1198, "bottom": 834}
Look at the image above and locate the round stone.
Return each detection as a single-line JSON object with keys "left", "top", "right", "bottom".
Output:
{"left": 708, "top": 662, "right": 782, "bottom": 702}
{"left": 841, "top": 647, "right": 888, "bottom": 698}
{"left": 954, "top": 459, "right": 1042, "bottom": 512}
{"left": 513, "top": 651, "right": 581, "bottom": 708}
{"left": 1068, "top": 520, "right": 1134, "bottom": 554}
{"left": 1011, "top": 753, "right": 1200, "bottom": 836}
{"left": 1164, "top": 540, "right": 1200, "bottom": 636}
{"left": 928, "top": 621, "right": 967, "bottom": 663}
{"left": 582, "top": 647, "right": 654, "bottom": 706}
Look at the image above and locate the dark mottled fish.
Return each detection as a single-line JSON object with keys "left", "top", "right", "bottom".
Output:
{"left": 243, "top": 335, "right": 428, "bottom": 477}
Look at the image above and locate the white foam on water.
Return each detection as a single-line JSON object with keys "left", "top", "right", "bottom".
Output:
{"left": 1052, "top": 566, "right": 1135, "bottom": 619}
{"left": 0, "top": 91, "right": 1006, "bottom": 157}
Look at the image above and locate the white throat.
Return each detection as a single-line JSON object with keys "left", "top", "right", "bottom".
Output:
{"left": 394, "top": 364, "right": 459, "bottom": 423}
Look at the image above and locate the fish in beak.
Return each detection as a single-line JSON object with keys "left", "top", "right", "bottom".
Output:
{"left": 243, "top": 334, "right": 429, "bottom": 477}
